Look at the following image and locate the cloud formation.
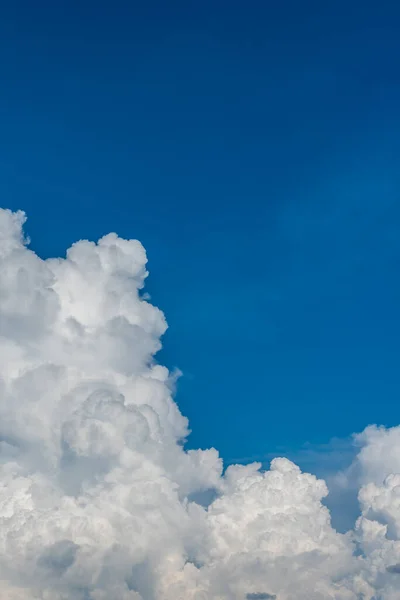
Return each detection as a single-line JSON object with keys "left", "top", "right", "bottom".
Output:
{"left": 0, "top": 208, "right": 400, "bottom": 598}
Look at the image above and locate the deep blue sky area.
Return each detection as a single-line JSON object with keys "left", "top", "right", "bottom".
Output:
{"left": 1, "top": 1, "right": 400, "bottom": 471}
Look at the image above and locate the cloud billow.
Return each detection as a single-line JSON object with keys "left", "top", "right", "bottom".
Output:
{"left": 0, "top": 208, "right": 400, "bottom": 599}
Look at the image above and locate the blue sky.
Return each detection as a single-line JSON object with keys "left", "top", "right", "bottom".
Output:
{"left": 1, "top": 1, "right": 400, "bottom": 476}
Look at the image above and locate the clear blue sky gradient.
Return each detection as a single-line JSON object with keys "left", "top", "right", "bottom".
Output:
{"left": 1, "top": 1, "right": 400, "bottom": 470}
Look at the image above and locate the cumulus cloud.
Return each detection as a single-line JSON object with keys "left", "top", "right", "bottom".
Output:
{"left": 0, "top": 207, "right": 400, "bottom": 598}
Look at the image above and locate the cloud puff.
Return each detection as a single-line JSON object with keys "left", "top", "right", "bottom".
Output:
{"left": 0, "top": 208, "right": 400, "bottom": 598}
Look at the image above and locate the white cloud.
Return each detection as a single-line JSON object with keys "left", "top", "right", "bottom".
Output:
{"left": 0, "top": 207, "right": 400, "bottom": 598}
